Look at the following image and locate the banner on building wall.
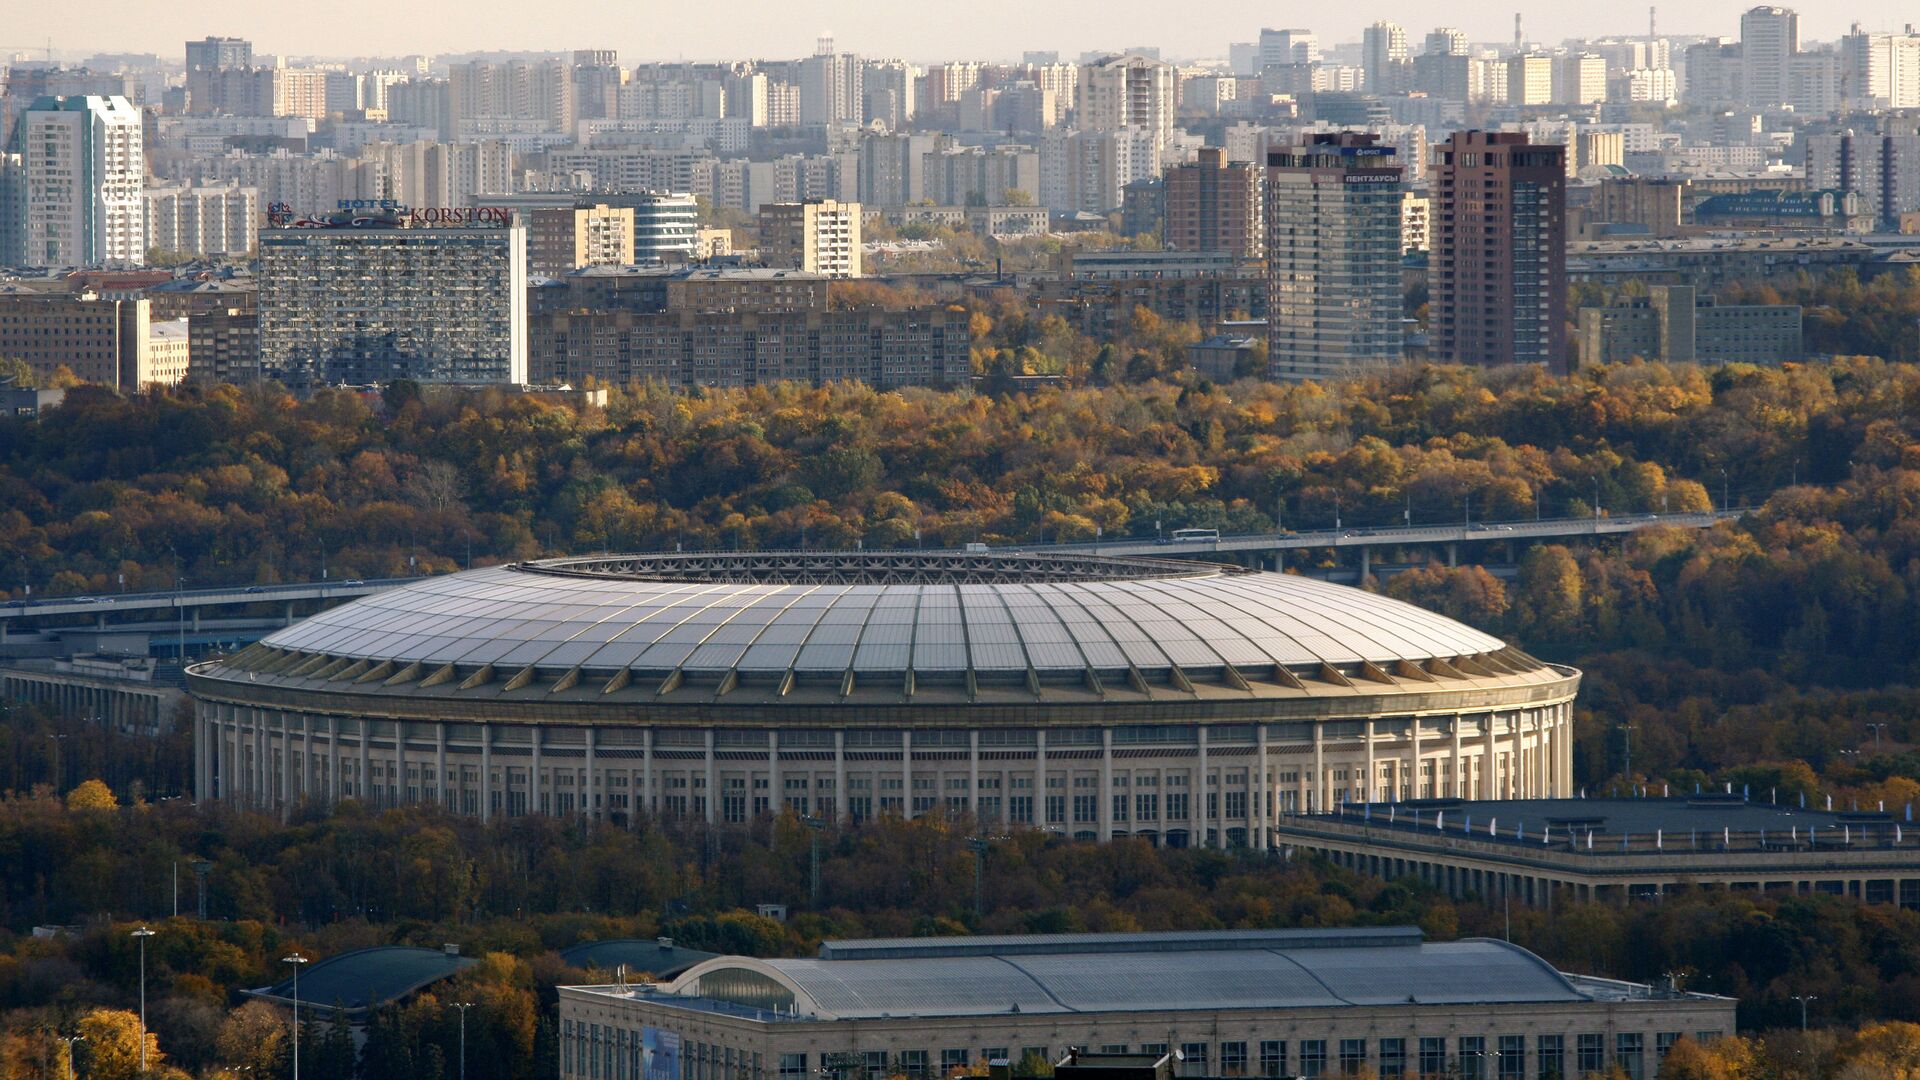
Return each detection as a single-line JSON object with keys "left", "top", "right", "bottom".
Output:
{"left": 644, "top": 1027, "right": 682, "bottom": 1080}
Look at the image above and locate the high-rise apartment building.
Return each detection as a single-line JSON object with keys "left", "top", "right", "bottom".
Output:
{"left": 1842, "top": 26, "right": 1920, "bottom": 108}
{"left": 1078, "top": 54, "right": 1175, "bottom": 151}
{"left": 1263, "top": 133, "right": 1405, "bottom": 381}
{"left": 1363, "top": 22, "right": 1411, "bottom": 95}
{"left": 1431, "top": 131, "right": 1567, "bottom": 371}
{"left": 145, "top": 183, "right": 259, "bottom": 258}
{"left": 1741, "top": 6, "right": 1801, "bottom": 108}
{"left": 574, "top": 51, "right": 625, "bottom": 122}
{"left": 16, "top": 96, "right": 145, "bottom": 267}
{"left": 862, "top": 59, "right": 918, "bottom": 131}
{"left": 758, "top": 198, "right": 862, "bottom": 278}
{"left": 1258, "top": 28, "right": 1321, "bottom": 69}
{"left": 450, "top": 59, "right": 575, "bottom": 137}
{"left": 1506, "top": 53, "right": 1554, "bottom": 106}
{"left": 1163, "top": 147, "right": 1263, "bottom": 259}
{"left": 185, "top": 36, "right": 252, "bottom": 72}
{"left": 1556, "top": 54, "right": 1608, "bottom": 104}
{"left": 1425, "top": 28, "right": 1470, "bottom": 57}
{"left": 799, "top": 37, "right": 864, "bottom": 126}
{"left": 258, "top": 222, "right": 529, "bottom": 385}
{"left": 1806, "top": 132, "right": 1920, "bottom": 230}
{"left": 528, "top": 204, "right": 636, "bottom": 278}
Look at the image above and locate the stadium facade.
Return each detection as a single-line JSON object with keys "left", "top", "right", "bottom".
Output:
{"left": 186, "top": 552, "right": 1580, "bottom": 844}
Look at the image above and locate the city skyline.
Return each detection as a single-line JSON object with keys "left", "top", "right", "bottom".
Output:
{"left": 12, "top": 0, "right": 1920, "bottom": 66}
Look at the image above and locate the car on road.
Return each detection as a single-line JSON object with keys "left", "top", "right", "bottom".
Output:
{"left": 341, "top": 579, "right": 365, "bottom": 586}
{"left": 244, "top": 586, "right": 265, "bottom": 594}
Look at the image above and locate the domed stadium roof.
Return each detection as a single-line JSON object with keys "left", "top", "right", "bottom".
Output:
{"left": 196, "top": 552, "right": 1571, "bottom": 712}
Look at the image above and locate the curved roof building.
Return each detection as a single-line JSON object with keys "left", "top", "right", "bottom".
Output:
{"left": 557, "top": 928, "right": 1736, "bottom": 1080}
{"left": 189, "top": 552, "right": 1578, "bottom": 843}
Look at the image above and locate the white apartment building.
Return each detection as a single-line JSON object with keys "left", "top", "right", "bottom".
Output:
{"left": 1078, "top": 54, "right": 1175, "bottom": 152}
{"left": 18, "top": 95, "right": 145, "bottom": 267}
{"left": 146, "top": 183, "right": 260, "bottom": 257}
{"left": 757, "top": 198, "right": 861, "bottom": 278}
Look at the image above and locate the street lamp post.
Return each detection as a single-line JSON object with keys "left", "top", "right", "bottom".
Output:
{"left": 448, "top": 1002, "right": 475, "bottom": 1080}
{"left": 46, "top": 733, "right": 66, "bottom": 795}
{"left": 132, "top": 926, "right": 155, "bottom": 1077}
{"left": 56, "top": 1034, "right": 84, "bottom": 1080}
{"left": 966, "top": 836, "right": 993, "bottom": 923}
{"left": 800, "top": 814, "right": 826, "bottom": 907}
{"left": 1618, "top": 724, "right": 1635, "bottom": 783}
{"left": 1791, "top": 994, "right": 1817, "bottom": 1031}
{"left": 283, "top": 952, "right": 309, "bottom": 1080}
{"left": 1868, "top": 723, "right": 1888, "bottom": 753}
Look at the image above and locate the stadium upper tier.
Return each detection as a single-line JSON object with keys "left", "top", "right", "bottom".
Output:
{"left": 192, "top": 551, "right": 1567, "bottom": 710}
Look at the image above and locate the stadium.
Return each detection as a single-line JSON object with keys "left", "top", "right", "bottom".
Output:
{"left": 186, "top": 551, "right": 1579, "bottom": 844}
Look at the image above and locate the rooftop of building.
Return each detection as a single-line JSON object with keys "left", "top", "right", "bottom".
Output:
{"left": 193, "top": 552, "right": 1570, "bottom": 710}
{"left": 563, "top": 927, "right": 1719, "bottom": 1022}
{"left": 244, "top": 945, "right": 476, "bottom": 1015}
{"left": 1294, "top": 795, "right": 1912, "bottom": 856}
{"left": 557, "top": 938, "right": 721, "bottom": 979}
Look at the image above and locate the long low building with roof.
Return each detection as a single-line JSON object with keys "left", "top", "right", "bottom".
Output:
{"left": 186, "top": 552, "right": 1579, "bottom": 845}
{"left": 244, "top": 944, "right": 476, "bottom": 1019}
{"left": 1276, "top": 795, "right": 1920, "bottom": 907}
{"left": 557, "top": 928, "right": 1734, "bottom": 1080}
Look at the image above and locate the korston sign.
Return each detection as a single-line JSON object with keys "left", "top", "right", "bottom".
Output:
{"left": 265, "top": 201, "right": 513, "bottom": 228}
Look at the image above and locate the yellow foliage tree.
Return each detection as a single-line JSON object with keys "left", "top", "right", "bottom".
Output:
{"left": 66, "top": 779, "right": 118, "bottom": 812}
{"left": 75, "top": 1008, "right": 164, "bottom": 1080}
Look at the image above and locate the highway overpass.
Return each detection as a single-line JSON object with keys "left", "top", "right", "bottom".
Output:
{"left": 2, "top": 510, "right": 1740, "bottom": 632}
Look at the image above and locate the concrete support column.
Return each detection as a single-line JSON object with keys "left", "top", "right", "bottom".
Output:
{"left": 328, "top": 716, "right": 342, "bottom": 805}
{"left": 1483, "top": 714, "right": 1498, "bottom": 800}
{"left": 394, "top": 720, "right": 407, "bottom": 806}
{"left": 301, "top": 715, "right": 315, "bottom": 807}
{"left": 1450, "top": 721, "right": 1464, "bottom": 798}
{"left": 1560, "top": 703, "right": 1575, "bottom": 795}
{"left": 480, "top": 726, "right": 493, "bottom": 822}
{"left": 901, "top": 730, "right": 914, "bottom": 821}
{"left": 531, "top": 726, "right": 544, "bottom": 817}
{"left": 357, "top": 720, "right": 370, "bottom": 804}
{"left": 767, "top": 738, "right": 779, "bottom": 820}
{"left": 255, "top": 714, "right": 268, "bottom": 811}
{"left": 834, "top": 730, "right": 848, "bottom": 821}
{"left": 1408, "top": 717, "right": 1422, "bottom": 800}
{"left": 435, "top": 723, "right": 448, "bottom": 810}
{"left": 1505, "top": 716, "right": 1519, "bottom": 799}
{"left": 194, "top": 707, "right": 210, "bottom": 804}
{"left": 585, "top": 728, "right": 597, "bottom": 820}
{"left": 642, "top": 728, "right": 655, "bottom": 817}
{"left": 969, "top": 731, "right": 981, "bottom": 821}
{"left": 1313, "top": 723, "right": 1326, "bottom": 813}
{"left": 1099, "top": 727, "right": 1114, "bottom": 842}
{"left": 702, "top": 729, "right": 716, "bottom": 825}
{"left": 1446, "top": 542, "right": 1458, "bottom": 567}
{"left": 1538, "top": 714, "right": 1551, "bottom": 797}
{"left": 1364, "top": 719, "right": 1376, "bottom": 804}
{"left": 1034, "top": 729, "right": 1048, "bottom": 831}
{"left": 1255, "top": 724, "right": 1270, "bottom": 849}
{"left": 1197, "top": 725, "right": 1211, "bottom": 847}
{"left": 1360, "top": 545, "right": 1371, "bottom": 581}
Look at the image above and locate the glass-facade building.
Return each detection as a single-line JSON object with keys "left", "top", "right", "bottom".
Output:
{"left": 1264, "top": 133, "right": 1405, "bottom": 382}
{"left": 258, "top": 224, "right": 528, "bottom": 386}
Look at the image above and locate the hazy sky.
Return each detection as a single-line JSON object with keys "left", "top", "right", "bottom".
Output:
{"left": 10, "top": 0, "right": 1913, "bottom": 65}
